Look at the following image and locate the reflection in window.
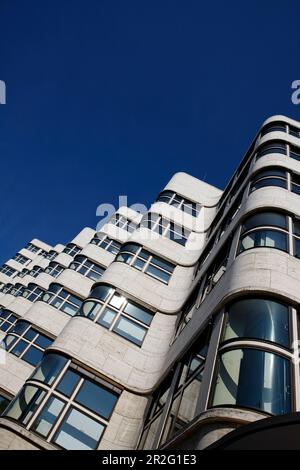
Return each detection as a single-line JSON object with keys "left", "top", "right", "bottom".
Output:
{"left": 69, "top": 256, "right": 105, "bottom": 281}
{"left": 140, "top": 213, "right": 191, "bottom": 246}
{"left": 212, "top": 348, "right": 291, "bottom": 415}
{"left": 156, "top": 191, "right": 201, "bottom": 217}
{"left": 77, "top": 284, "right": 154, "bottom": 346}
{"left": 3, "top": 320, "right": 53, "bottom": 366}
{"left": 0, "top": 309, "right": 18, "bottom": 333}
{"left": 42, "top": 284, "right": 82, "bottom": 316}
{"left": 250, "top": 169, "right": 287, "bottom": 193}
{"left": 238, "top": 212, "right": 288, "bottom": 254}
{"left": 115, "top": 243, "right": 175, "bottom": 284}
{"left": 22, "top": 284, "right": 45, "bottom": 302}
{"left": 256, "top": 141, "right": 287, "bottom": 159}
{"left": 223, "top": 298, "right": 289, "bottom": 348}
{"left": 4, "top": 353, "right": 120, "bottom": 450}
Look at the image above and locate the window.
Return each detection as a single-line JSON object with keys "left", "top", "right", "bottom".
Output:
{"left": 200, "top": 236, "right": 232, "bottom": 302}
{"left": 18, "top": 269, "right": 30, "bottom": 278}
{"left": 62, "top": 244, "right": 81, "bottom": 257}
{"left": 4, "top": 353, "right": 120, "bottom": 450}
{"left": 44, "top": 262, "right": 64, "bottom": 278}
{"left": 115, "top": 243, "right": 175, "bottom": 284}
{"left": 45, "top": 251, "right": 57, "bottom": 261}
{"left": 288, "top": 124, "right": 300, "bottom": 138}
{"left": 3, "top": 321, "right": 53, "bottom": 366}
{"left": 109, "top": 214, "right": 137, "bottom": 233}
{"left": 0, "top": 309, "right": 18, "bottom": 333}
{"left": 28, "top": 266, "right": 44, "bottom": 278}
{"left": 223, "top": 298, "right": 290, "bottom": 349}
{"left": 174, "top": 288, "right": 199, "bottom": 339}
{"left": 77, "top": 284, "right": 154, "bottom": 346}
{"left": 91, "top": 233, "right": 121, "bottom": 255}
{"left": 69, "top": 256, "right": 105, "bottom": 281}
{"left": 8, "top": 283, "right": 25, "bottom": 297}
{"left": 0, "top": 283, "right": 13, "bottom": 294}
{"left": 26, "top": 243, "right": 40, "bottom": 254}
{"left": 292, "top": 173, "right": 300, "bottom": 195}
{"left": 260, "top": 121, "right": 287, "bottom": 137}
{"left": 290, "top": 144, "right": 300, "bottom": 162}
{"left": 212, "top": 348, "right": 291, "bottom": 415}
{"left": 139, "top": 326, "right": 211, "bottom": 449}
{"left": 238, "top": 211, "right": 288, "bottom": 254}
{"left": 13, "top": 254, "right": 30, "bottom": 265}
{"left": 256, "top": 141, "right": 287, "bottom": 159}
{"left": 156, "top": 191, "right": 201, "bottom": 217}
{"left": 0, "top": 393, "right": 10, "bottom": 415}
{"left": 0, "top": 265, "right": 17, "bottom": 277}
{"left": 42, "top": 284, "right": 82, "bottom": 316}
{"left": 22, "top": 284, "right": 45, "bottom": 302}
{"left": 250, "top": 168, "right": 288, "bottom": 193}
{"left": 140, "top": 213, "right": 191, "bottom": 246}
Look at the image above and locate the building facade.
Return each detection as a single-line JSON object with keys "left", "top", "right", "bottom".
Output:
{"left": 0, "top": 114, "right": 299, "bottom": 450}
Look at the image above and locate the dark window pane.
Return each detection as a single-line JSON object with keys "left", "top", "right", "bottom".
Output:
{"left": 251, "top": 178, "right": 287, "bottom": 191}
{"left": 146, "top": 265, "right": 170, "bottom": 283}
{"left": 123, "top": 302, "right": 153, "bottom": 326}
{"left": 224, "top": 298, "right": 289, "bottom": 348}
{"left": 22, "top": 347, "right": 44, "bottom": 366}
{"left": 11, "top": 340, "right": 28, "bottom": 357}
{"left": 243, "top": 212, "right": 287, "bottom": 232}
{"left": 76, "top": 380, "right": 118, "bottom": 419}
{"left": 31, "top": 354, "right": 68, "bottom": 385}
{"left": 34, "top": 335, "right": 52, "bottom": 349}
{"left": 89, "top": 285, "right": 113, "bottom": 302}
{"left": 0, "top": 394, "right": 10, "bottom": 415}
{"left": 57, "top": 370, "right": 81, "bottom": 397}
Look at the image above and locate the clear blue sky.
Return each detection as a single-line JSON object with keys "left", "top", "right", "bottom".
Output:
{"left": 1, "top": 0, "right": 300, "bottom": 263}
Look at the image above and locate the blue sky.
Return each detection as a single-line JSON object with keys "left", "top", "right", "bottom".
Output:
{"left": 0, "top": 0, "right": 300, "bottom": 263}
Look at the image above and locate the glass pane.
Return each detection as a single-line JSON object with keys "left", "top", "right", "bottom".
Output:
{"left": 0, "top": 394, "right": 10, "bottom": 415}
{"left": 146, "top": 264, "right": 170, "bottom": 283}
{"left": 251, "top": 178, "right": 286, "bottom": 191}
{"left": 57, "top": 369, "right": 81, "bottom": 396}
{"left": 80, "top": 301, "right": 102, "bottom": 319}
{"left": 89, "top": 285, "right": 112, "bottom": 302}
{"left": 142, "top": 413, "right": 162, "bottom": 450}
{"left": 213, "top": 349, "right": 291, "bottom": 415}
{"left": 24, "top": 328, "right": 38, "bottom": 342}
{"left": 23, "top": 347, "right": 44, "bottom": 366}
{"left": 97, "top": 307, "right": 117, "bottom": 328}
{"left": 224, "top": 298, "right": 289, "bottom": 347}
{"left": 133, "top": 258, "right": 146, "bottom": 270}
{"left": 34, "top": 334, "right": 52, "bottom": 349}
{"left": 61, "top": 302, "right": 79, "bottom": 316}
{"left": 12, "top": 321, "right": 29, "bottom": 336}
{"left": 123, "top": 302, "right": 153, "bottom": 326}
{"left": 76, "top": 380, "right": 118, "bottom": 419}
{"left": 11, "top": 340, "right": 28, "bottom": 357}
{"left": 31, "top": 354, "right": 68, "bottom": 385}
{"left": 243, "top": 212, "right": 287, "bottom": 232}
{"left": 31, "top": 396, "right": 65, "bottom": 437}
{"left": 150, "top": 257, "right": 174, "bottom": 272}
{"left": 5, "top": 385, "right": 46, "bottom": 425}
{"left": 113, "top": 316, "right": 147, "bottom": 346}
{"left": 294, "top": 238, "right": 300, "bottom": 259}
{"left": 176, "top": 377, "right": 202, "bottom": 428}
{"left": 54, "top": 408, "right": 105, "bottom": 450}
{"left": 116, "top": 253, "right": 133, "bottom": 264}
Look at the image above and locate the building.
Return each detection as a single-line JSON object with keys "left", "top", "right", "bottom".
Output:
{"left": 0, "top": 114, "right": 299, "bottom": 450}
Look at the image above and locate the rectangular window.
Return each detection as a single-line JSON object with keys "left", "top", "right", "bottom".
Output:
{"left": 140, "top": 214, "right": 190, "bottom": 246}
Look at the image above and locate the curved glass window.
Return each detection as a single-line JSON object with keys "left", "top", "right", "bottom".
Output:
{"left": 223, "top": 298, "right": 289, "bottom": 348}
{"left": 3, "top": 320, "right": 53, "bottom": 366}
{"left": 69, "top": 256, "right": 105, "bottom": 281}
{"left": 22, "top": 284, "right": 45, "bottom": 302}
{"left": 212, "top": 348, "right": 291, "bottom": 415}
{"left": 63, "top": 244, "right": 81, "bottom": 257}
{"left": 239, "top": 229, "right": 287, "bottom": 253}
{"left": 91, "top": 233, "right": 121, "bottom": 255}
{"left": 29, "top": 266, "right": 44, "bottom": 278}
{"left": 45, "top": 250, "right": 57, "bottom": 261}
{"left": 9, "top": 283, "right": 25, "bottom": 297}
{"left": 238, "top": 212, "right": 288, "bottom": 254}
{"left": 78, "top": 284, "right": 154, "bottom": 346}
{"left": 109, "top": 214, "right": 137, "bottom": 233}
{"left": 115, "top": 243, "right": 175, "bottom": 284}
{"left": 4, "top": 353, "right": 120, "bottom": 450}
{"left": 42, "top": 284, "right": 82, "bottom": 316}
{"left": 44, "top": 262, "right": 64, "bottom": 278}
{"left": 260, "top": 122, "right": 287, "bottom": 136}
{"left": 256, "top": 141, "right": 287, "bottom": 159}
{"left": 18, "top": 269, "right": 30, "bottom": 278}
{"left": 0, "top": 309, "right": 18, "bottom": 333}
{"left": 250, "top": 169, "right": 287, "bottom": 193}
{"left": 156, "top": 191, "right": 201, "bottom": 217}
{"left": 290, "top": 145, "right": 300, "bottom": 162}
